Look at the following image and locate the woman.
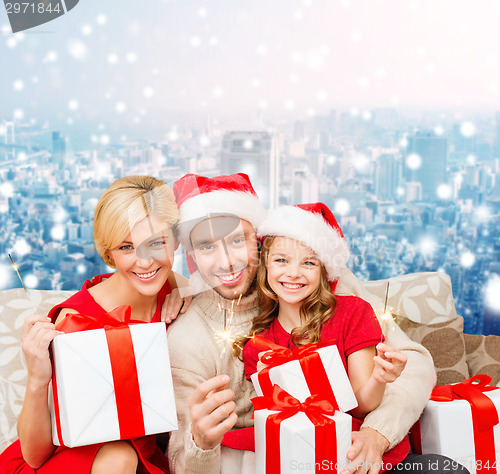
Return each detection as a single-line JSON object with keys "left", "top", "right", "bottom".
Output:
{"left": 0, "top": 175, "right": 185, "bottom": 474}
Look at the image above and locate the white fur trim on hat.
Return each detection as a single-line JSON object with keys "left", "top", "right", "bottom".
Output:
{"left": 177, "top": 190, "right": 266, "bottom": 247}
{"left": 257, "top": 206, "right": 350, "bottom": 281}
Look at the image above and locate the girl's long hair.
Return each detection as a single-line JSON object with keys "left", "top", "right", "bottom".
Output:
{"left": 233, "top": 236, "right": 336, "bottom": 359}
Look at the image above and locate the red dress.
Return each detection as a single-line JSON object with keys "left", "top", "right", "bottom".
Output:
{"left": 0, "top": 274, "right": 172, "bottom": 474}
{"left": 242, "top": 295, "right": 410, "bottom": 469}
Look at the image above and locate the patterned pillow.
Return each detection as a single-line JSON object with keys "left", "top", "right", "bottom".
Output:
{"left": 0, "top": 288, "right": 73, "bottom": 453}
{"left": 463, "top": 333, "right": 500, "bottom": 387}
{"left": 397, "top": 315, "right": 469, "bottom": 386}
{"left": 361, "top": 272, "right": 458, "bottom": 325}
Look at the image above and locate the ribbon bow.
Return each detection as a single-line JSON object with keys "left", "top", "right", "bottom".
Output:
{"left": 427, "top": 375, "right": 499, "bottom": 474}
{"left": 252, "top": 385, "right": 340, "bottom": 473}
{"left": 55, "top": 305, "right": 147, "bottom": 333}
{"left": 249, "top": 335, "right": 338, "bottom": 403}
{"left": 431, "top": 375, "right": 499, "bottom": 432}
{"left": 52, "top": 304, "right": 148, "bottom": 446}
{"left": 250, "top": 335, "right": 336, "bottom": 367}
{"left": 253, "top": 385, "right": 338, "bottom": 426}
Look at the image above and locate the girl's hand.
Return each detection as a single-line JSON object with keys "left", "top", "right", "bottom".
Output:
{"left": 21, "top": 314, "right": 62, "bottom": 390}
{"left": 256, "top": 350, "right": 272, "bottom": 372}
{"left": 161, "top": 288, "right": 192, "bottom": 323}
{"left": 372, "top": 343, "right": 407, "bottom": 384}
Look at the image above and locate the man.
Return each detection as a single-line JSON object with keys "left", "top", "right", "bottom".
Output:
{"left": 166, "top": 173, "right": 465, "bottom": 474}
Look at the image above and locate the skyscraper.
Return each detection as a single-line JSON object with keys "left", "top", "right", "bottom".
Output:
{"left": 220, "top": 131, "right": 279, "bottom": 208}
{"left": 405, "top": 130, "right": 447, "bottom": 201}
{"left": 375, "top": 153, "right": 401, "bottom": 200}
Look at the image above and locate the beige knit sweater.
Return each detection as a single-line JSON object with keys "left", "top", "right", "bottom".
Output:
{"left": 167, "top": 289, "right": 258, "bottom": 474}
{"left": 167, "top": 269, "right": 437, "bottom": 473}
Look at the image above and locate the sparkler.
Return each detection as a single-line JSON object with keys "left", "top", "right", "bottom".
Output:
{"left": 8, "top": 254, "right": 37, "bottom": 311}
{"left": 380, "top": 281, "right": 393, "bottom": 342}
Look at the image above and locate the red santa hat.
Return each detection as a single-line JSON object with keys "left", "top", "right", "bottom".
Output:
{"left": 173, "top": 173, "right": 266, "bottom": 270}
{"left": 257, "top": 203, "right": 350, "bottom": 285}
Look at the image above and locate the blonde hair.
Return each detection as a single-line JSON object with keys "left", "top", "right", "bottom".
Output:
{"left": 233, "top": 236, "right": 336, "bottom": 358}
{"left": 93, "top": 176, "right": 179, "bottom": 267}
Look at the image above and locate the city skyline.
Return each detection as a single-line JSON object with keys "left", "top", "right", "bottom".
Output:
{"left": 1, "top": 105, "right": 499, "bottom": 337}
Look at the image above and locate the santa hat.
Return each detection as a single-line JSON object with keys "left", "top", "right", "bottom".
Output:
{"left": 257, "top": 203, "right": 350, "bottom": 286}
{"left": 173, "top": 173, "right": 266, "bottom": 273}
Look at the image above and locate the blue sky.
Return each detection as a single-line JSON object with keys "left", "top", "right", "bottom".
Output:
{"left": 2, "top": 0, "right": 500, "bottom": 136}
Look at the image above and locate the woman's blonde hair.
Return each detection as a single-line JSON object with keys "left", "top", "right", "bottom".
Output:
{"left": 233, "top": 235, "right": 336, "bottom": 358}
{"left": 93, "top": 176, "right": 179, "bottom": 267}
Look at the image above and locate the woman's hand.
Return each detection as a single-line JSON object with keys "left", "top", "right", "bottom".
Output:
{"left": 256, "top": 350, "right": 272, "bottom": 372}
{"left": 160, "top": 288, "right": 192, "bottom": 323}
{"left": 372, "top": 343, "right": 407, "bottom": 384}
{"left": 21, "top": 314, "right": 61, "bottom": 390}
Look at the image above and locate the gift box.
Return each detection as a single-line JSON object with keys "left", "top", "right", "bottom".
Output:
{"left": 412, "top": 375, "right": 500, "bottom": 474}
{"left": 250, "top": 337, "right": 358, "bottom": 412}
{"left": 49, "top": 306, "right": 178, "bottom": 448}
{"left": 253, "top": 385, "right": 352, "bottom": 474}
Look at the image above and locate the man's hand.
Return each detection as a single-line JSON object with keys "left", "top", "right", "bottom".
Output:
{"left": 372, "top": 343, "right": 407, "bottom": 384}
{"left": 188, "top": 375, "right": 238, "bottom": 450}
{"left": 342, "top": 427, "right": 390, "bottom": 474}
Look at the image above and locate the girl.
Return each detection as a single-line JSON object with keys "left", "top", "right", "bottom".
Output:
{"left": 0, "top": 176, "right": 187, "bottom": 474}
{"left": 237, "top": 202, "right": 409, "bottom": 467}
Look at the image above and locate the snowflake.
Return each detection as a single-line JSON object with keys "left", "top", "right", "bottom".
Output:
{"left": 419, "top": 237, "right": 436, "bottom": 257}
{"left": 436, "top": 184, "right": 452, "bottom": 200}
{"left": 44, "top": 51, "right": 58, "bottom": 63}
{"left": 96, "top": 14, "right": 107, "bottom": 25}
{"left": 100, "top": 134, "right": 110, "bottom": 145}
{"left": 82, "top": 25, "right": 92, "bottom": 35}
{"left": 126, "top": 52, "right": 137, "bottom": 63}
{"left": 68, "top": 100, "right": 79, "bottom": 111}
{"left": 108, "top": 54, "right": 118, "bottom": 64}
{"left": 406, "top": 153, "right": 422, "bottom": 170}
{"left": 0, "top": 265, "right": 12, "bottom": 290}
{"left": 51, "top": 225, "right": 65, "bottom": 241}
{"left": 143, "top": 87, "right": 154, "bottom": 98}
{"left": 460, "top": 251, "right": 475, "bottom": 268}
{"left": 191, "top": 37, "right": 201, "bottom": 47}
{"left": 77, "top": 264, "right": 86, "bottom": 274}
{"left": 485, "top": 277, "right": 500, "bottom": 312}
{"left": 460, "top": 122, "right": 475, "bottom": 138}
{"left": 12, "top": 239, "right": 30, "bottom": 256}
{"left": 335, "top": 199, "right": 350, "bottom": 216}
{"left": 434, "top": 125, "right": 445, "bottom": 136}
{"left": 0, "top": 182, "right": 14, "bottom": 197}
{"left": 115, "top": 102, "right": 126, "bottom": 113}
{"left": 67, "top": 40, "right": 89, "bottom": 61}
{"left": 13, "top": 108, "right": 24, "bottom": 120}
{"left": 13, "top": 80, "right": 24, "bottom": 91}
{"left": 25, "top": 274, "right": 38, "bottom": 289}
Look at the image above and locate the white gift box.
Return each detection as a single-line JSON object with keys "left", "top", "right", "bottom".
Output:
{"left": 255, "top": 407, "right": 352, "bottom": 474}
{"left": 418, "top": 389, "right": 500, "bottom": 474}
{"left": 50, "top": 322, "right": 177, "bottom": 447}
{"left": 251, "top": 344, "right": 358, "bottom": 412}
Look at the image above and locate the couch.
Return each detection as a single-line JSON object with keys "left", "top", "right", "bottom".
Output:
{"left": 1, "top": 272, "right": 500, "bottom": 453}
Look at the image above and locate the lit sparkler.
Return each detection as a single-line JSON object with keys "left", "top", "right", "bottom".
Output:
{"left": 8, "top": 254, "right": 37, "bottom": 311}
{"left": 215, "top": 295, "right": 243, "bottom": 351}
{"left": 380, "top": 281, "right": 393, "bottom": 342}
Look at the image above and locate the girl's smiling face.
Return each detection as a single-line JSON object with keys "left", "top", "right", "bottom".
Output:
{"left": 107, "top": 216, "right": 176, "bottom": 297}
{"left": 266, "top": 236, "right": 321, "bottom": 309}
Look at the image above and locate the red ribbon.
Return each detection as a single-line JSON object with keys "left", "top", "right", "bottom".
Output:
{"left": 411, "top": 375, "right": 499, "bottom": 473}
{"left": 252, "top": 385, "right": 339, "bottom": 473}
{"left": 52, "top": 305, "right": 148, "bottom": 445}
{"left": 249, "top": 336, "right": 338, "bottom": 405}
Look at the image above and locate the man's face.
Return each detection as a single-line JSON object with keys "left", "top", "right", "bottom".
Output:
{"left": 190, "top": 216, "right": 259, "bottom": 300}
